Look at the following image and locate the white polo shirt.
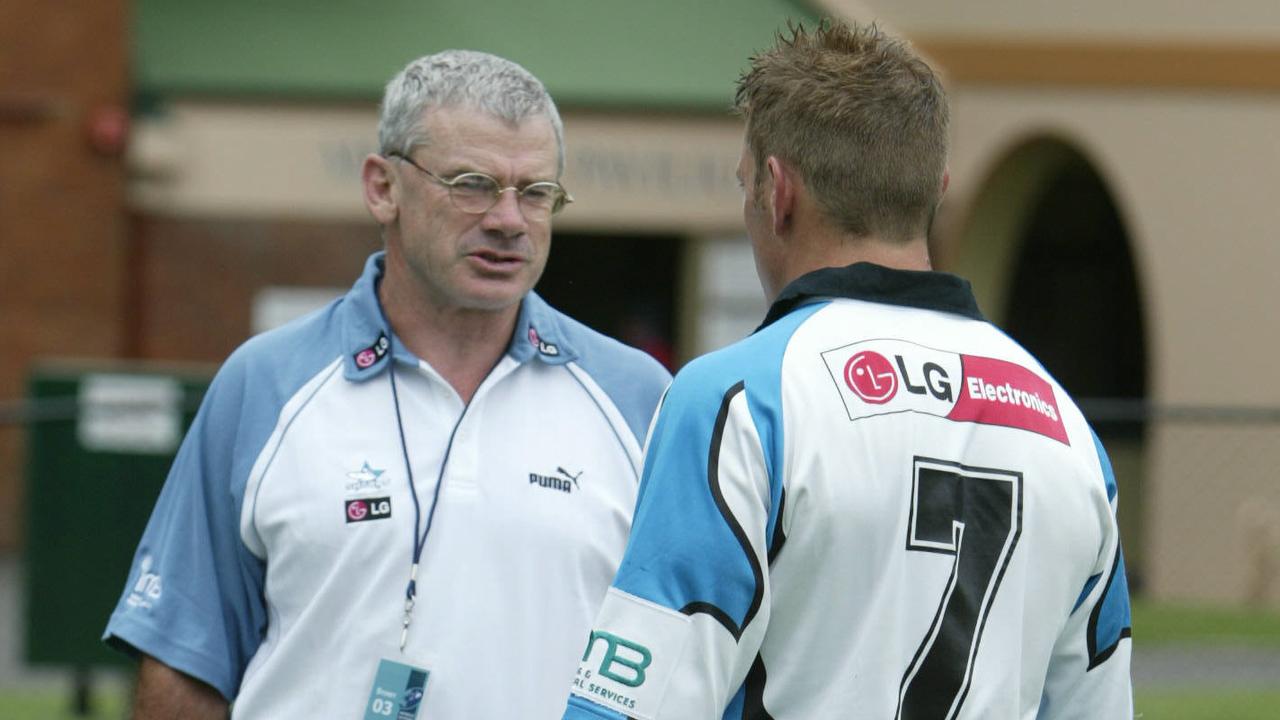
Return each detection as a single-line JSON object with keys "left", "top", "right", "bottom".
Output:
{"left": 567, "top": 263, "right": 1132, "bottom": 720}
{"left": 105, "top": 252, "right": 671, "bottom": 719}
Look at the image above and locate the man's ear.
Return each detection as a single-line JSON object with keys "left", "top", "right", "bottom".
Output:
{"left": 362, "top": 154, "right": 398, "bottom": 225}
{"left": 766, "top": 156, "right": 795, "bottom": 235}
{"left": 941, "top": 168, "right": 951, "bottom": 196}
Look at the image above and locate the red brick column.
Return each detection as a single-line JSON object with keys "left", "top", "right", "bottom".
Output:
{"left": 0, "top": 1, "right": 130, "bottom": 549}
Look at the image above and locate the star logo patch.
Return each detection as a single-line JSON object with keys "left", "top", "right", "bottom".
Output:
{"left": 346, "top": 462, "right": 390, "bottom": 494}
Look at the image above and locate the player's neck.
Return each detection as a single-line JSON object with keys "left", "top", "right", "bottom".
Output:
{"left": 834, "top": 235, "right": 932, "bottom": 272}
{"left": 770, "top": 221, "right": 932, "bottom": 302}
{"left": 378, "top": 269, "right": 517, "bottom": 405}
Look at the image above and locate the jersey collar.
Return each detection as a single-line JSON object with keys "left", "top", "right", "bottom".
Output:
{"left": 759, "top": 262, "right": 986, "bottom": 330}
{"left": 505, "top": 291, "right": 579, "bottom": 366}
{"left": 340, "top": 252, "right": 577, "bottom": 382}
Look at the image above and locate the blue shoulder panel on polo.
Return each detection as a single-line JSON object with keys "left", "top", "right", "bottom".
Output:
{"left": 104, "top": 253, "right": 383, "bottom": 698}
{"left": 514, "top": 291, "right": 672, "bottom": 449}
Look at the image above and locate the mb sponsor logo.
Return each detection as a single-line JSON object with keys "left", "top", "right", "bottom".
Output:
{"left": 574, "top": 630, "right": 650, "bottom": 710}
{"left": 529, "top": 466, "right": 582, "bottom": 494}
{"left": 822, "top": 339, "right": 1069, "bottom": 444}
{"left": 126, "top": 554, "right": 163, "bottom": 609}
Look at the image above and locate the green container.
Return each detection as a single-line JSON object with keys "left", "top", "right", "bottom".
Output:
{"left": 23, "top": 361, "right": 212, "bottom": 667}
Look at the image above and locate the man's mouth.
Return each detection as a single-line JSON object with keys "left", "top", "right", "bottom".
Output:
{"left": 468, "top": 249, "right": 526, "bottom": 272}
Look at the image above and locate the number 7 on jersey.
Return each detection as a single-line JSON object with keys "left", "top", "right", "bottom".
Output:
{"left": 897, "top": 457, "right": 1024, "bottom": 720}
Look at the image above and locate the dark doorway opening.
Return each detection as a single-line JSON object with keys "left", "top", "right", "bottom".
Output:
{"left": 1001, "top": 156, "right": 1148, "bottom": 588}
{"left": 536, "top": 233, "right": 681, "bottom": 371}
{"left": 1004, "top": 158, "right": 1145, "bottom": 408}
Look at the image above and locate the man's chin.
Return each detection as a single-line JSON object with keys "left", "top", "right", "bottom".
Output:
{"left": 454, "top": 279, "right": 532, "bottom": 313}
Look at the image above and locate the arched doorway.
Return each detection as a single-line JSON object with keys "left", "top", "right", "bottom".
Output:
{"left": 947, "top": 137, "right": 1149, "bottom": 588}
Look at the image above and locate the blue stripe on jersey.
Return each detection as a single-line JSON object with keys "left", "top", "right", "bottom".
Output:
{"left": 103, "top": 289, "right": 359, "bottom": 699}
{"left": 1085, "top": 428, "right": 1132, "bottom": 667}
{"left": 722, "top": 685, "right": 747, "bottom": 720}
{"left": 1088, "top": 548, "right": 1133, "bottom": 670}
{"left": 1074, "top": 573, "right": 1101, "bottom": 613}
{"left": 615, "top": 302, "right": 827, "bottom": 634}
{"left": 1091, "top": 429, "right": 1118, "bottom": 503}
{"left": 565, "top": 694, "right": 630, "bottom": 719}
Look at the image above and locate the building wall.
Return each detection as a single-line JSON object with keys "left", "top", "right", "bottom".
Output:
{"left": 130, "top": 217, "right": 379, "bottom": 363}
{"left": 828, "top": 0, "right": 1280, "bottom": 606}
{"left": 0, "top": 1, "right": 130, "bottom": 550}
{"left": 933, "top": 85, "right": 1280, "bottom": 605}
{"left": 847, "top": 0, "right": 1280, "bottom": 41}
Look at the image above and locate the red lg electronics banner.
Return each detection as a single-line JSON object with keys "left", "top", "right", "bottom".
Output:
{"left": 821, "top": 340, "right": 1070, "bottom": 446}
{"left": 948, "top": 354, "right": 1068, "bottom": 445}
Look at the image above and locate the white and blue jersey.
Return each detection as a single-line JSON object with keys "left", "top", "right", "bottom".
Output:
{"left": 104, "top": 252, "right": 671, "bottom": 719}
{"left": 566, "top": 263, "right": 1132, "bottom": 720}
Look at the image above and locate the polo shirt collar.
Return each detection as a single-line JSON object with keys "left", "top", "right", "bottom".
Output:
{"left": 340, "top": 252, "right": 577, "bottom": 382}
{"left": 506, "top": 291, "right": 579, "bottom": 366}
{"left": 759, "top": 262, "right": 986, "bottom": 330}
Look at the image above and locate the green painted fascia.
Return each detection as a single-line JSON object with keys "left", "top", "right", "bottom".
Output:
{"left": 134, "top": 0, "right": 825, "bottom": 111}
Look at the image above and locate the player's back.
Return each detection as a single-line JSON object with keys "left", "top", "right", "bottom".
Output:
{"left": 763, "top": 296, "right": 1130, "bottom": 718}
{"left": 566, "top": 268, "right": 1131, "bottom": 720}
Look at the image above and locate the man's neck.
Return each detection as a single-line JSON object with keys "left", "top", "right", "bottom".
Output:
{"left": 773, "top": 222, "right": 932, "bottom": 300}
{"left": 831, "top": 235, "right": 932, "bottom": 272}
{"left": 378, "top": 271, "right": 519, "bottom": 405}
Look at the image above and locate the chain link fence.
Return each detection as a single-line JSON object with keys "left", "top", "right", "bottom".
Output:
{"left": 1082, "top": 400, "right": 1280, "bottom": 610}
{"left": 2, "top": 391, "right": 1278, "bottom": 615}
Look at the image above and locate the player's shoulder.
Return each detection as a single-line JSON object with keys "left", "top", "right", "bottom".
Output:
{"left": 210, "top": 297, "right": 346, "bottom": 404}
{"left": 528, "top": 297, "right": 672, "bottom": 445}
{"left": 557, "top": 311, "right": 670, "bottom": 386}
{"left": 528, "top": 295, "right": 672, "bottom": 397}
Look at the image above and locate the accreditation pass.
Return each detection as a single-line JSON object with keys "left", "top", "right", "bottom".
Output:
{"left": 364, "top": 658, "right": 429, "bottom": 719}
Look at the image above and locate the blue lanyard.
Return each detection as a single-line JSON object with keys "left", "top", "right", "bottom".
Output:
{"left": 388, "top": 359, "right": 469, "bottom": 650}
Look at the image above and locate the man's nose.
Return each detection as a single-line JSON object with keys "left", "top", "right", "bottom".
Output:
{"left": 481, "top": 188, "right": 529, "bottom": 235}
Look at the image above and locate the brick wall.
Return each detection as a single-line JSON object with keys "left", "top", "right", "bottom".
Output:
{"left": 0, "top": 1, "right": 129, "bottom": 549}
{"left": 130, "top": 217, "right": 380, "bottom": 363}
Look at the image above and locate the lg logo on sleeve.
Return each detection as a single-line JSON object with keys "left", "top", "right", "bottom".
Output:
{"left": 345, "top": 497, "right": 392, "bottom": 523}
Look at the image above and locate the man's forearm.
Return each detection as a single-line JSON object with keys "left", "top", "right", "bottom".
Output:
{"left": 133, "top": 655, "right": 229, "bottom": 720}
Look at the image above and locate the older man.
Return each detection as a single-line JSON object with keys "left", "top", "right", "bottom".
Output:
{"left": 105, "top": 50, "right": 670, "bottom": 719}
{"left": 565, "top": 21, "right": 1132, "bottom": 719}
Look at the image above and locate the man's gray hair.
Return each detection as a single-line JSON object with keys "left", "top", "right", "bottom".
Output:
{"left": 378, "top": 50, "right": 565, "bottom": 175}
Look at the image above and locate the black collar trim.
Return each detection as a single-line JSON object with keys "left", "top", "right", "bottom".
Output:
{"left": 759, "top": 262, "right": 985, "bottom": 330}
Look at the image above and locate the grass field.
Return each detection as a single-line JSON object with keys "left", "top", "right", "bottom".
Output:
{"left": 1136, "top": 688, "right": 1280, "bottom": 719}
{"left": 2, "top": 600, "right": 1276, "bottom": 718}
{"left": 1132, "top": 598, "right": 1280, "bottom": 645}
{"left": 2, "top": 682, "right": 1279, "bottom": 719}
{"left": 3, "top": 686, "right": 1279, "bottom": 720}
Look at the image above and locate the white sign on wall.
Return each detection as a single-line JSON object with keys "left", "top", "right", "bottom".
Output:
{"left": 77, "top": 374, "right": 182, "bottom": 454}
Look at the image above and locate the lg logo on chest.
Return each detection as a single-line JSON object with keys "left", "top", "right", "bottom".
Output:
{"left": 345, "top": 496, "right": 392, "bottom": 523}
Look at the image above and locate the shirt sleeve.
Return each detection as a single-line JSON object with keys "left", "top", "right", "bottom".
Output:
{"left": 1039, "top": 430, "right": 1134, "bottom": 718}
{"left": 565, "top": 372, "right": 780, "bottom": 719}
{"left": 101, "top": 357, "right": 269, "bottom": 701}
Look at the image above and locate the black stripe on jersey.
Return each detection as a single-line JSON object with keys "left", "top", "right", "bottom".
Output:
{"left": 679, "top": 381, "right": 764, "bottom": 642}
{"left": 1086, "top": 546, "right": 1133, "bottom": 670}
{"left": 743, "top": 652, "right": 776, "bottom": 720}
{"left": 767, "top": 486, "right": 787, "bottom": 565}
